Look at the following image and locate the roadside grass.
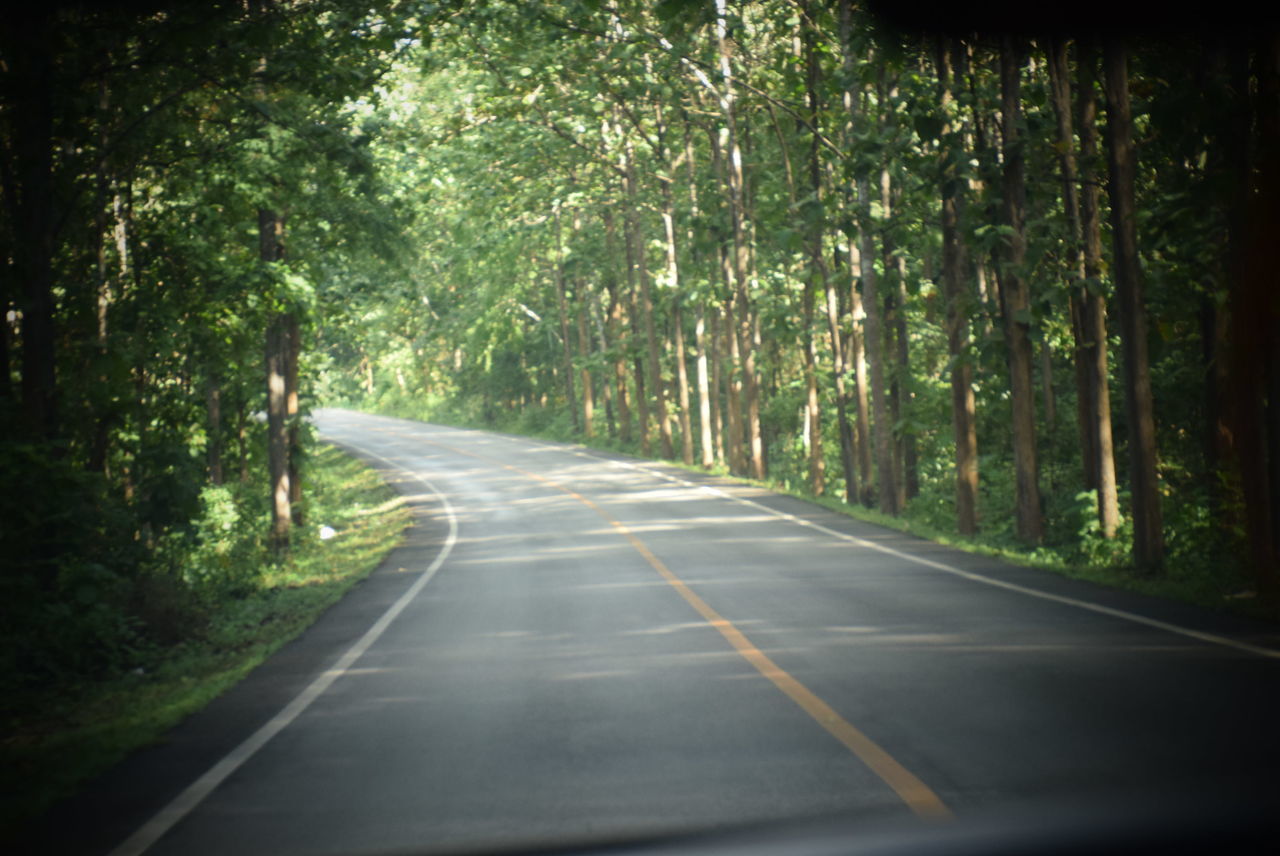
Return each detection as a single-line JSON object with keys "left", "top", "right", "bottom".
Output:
{"left": 0, "top": 444, "right": 411, "bottom": 841}
{"left": 355, "top": 394, "right": 1270, "bottom": 621}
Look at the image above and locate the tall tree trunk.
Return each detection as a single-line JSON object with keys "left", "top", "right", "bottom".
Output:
{"left": 681, "top": 113, "right": 716, "bottom": 469}
{"left": 935, "top": 37, "right": 979, "bottom": 535}
{"left": 285, "top": 312, "right": 302, "bottom": 526}
{"left": 261, "top": 207, "right": 291, "bottom": 555}
{"left": 999, "top": 36, "right": 1045, "bottom": 544}
{"left": 723, "top": 274, "right": 747, "bottom": 476}
{"left": 1220, "top": 36, "right": 1280, "bottom": 602}
{"left": 1040, "top": 342, "right": 1056, "bottom": 429}
{"left": 716, "top": 0, "right": 765, "bottom": 480}
{"left": 824, "top": 264, "right": 857, "bottom": 505}
{"left": 846, "top": 239, "right": 875, "bottom": 507}
{"left": 696, "top": 305, "right": 715, "bottom": 468}
{"left": 1201, "top": 45, "right": 1246, "bottom": 512}
{"left": 672, "top": 297, "right": 694, "bottom": 465}
{"left": 621, "top": 198, "right": 650, "bottom": 455}
{"left": 624, "top": 139, "right": 672, "bottom": 460}
{"left": 1075, "top": 39, "right": 1120, "bottom": 537}
{"left": 89, "top": 82, "right": 113, "bottom": 476}
{"left": 576, "top": 285, "right": 595, "bottom": 439}
{"left": 591, "top": 288, "right": 613, "bottom": 438}
{"left": 892, "top": 260, "right": 918, "bottom": 502}
{"left": 1103, "top": 40, "right": 1164, "bottom": 572}
{"left": 710, "top": 304, "right": 727, "bottom": 468}
{"left": 653, "top": 106, "right": 694, "bottom": 465}
{"left": 839, "top": 2, "right": 893, "bottom": 512}
{"left": 603, "top": 209, "right": 632, "bottom": 444}
{"left": 803, "top": 280, "right": 824, "bottom": 496}
{"left": 802, "top": 1, "right": 827, "bottom": 497}
{"left": 1049, "top": 36, "right": 1095, "bottom": 463}
{"left": 1051, "top": 38, "right": 1120, "bottom": 535}
{"left": 879, "top": 161, "right": 916, "bottom": 506}
{"left": 552, "top": 208, "right": 580, "bottom": 434}
{"left": 857, "top": 175, "right": 899, "bottom": 516}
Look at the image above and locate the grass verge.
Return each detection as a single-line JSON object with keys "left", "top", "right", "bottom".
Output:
{"left": 0, "top": 444, "right": 412, "bottom": 841}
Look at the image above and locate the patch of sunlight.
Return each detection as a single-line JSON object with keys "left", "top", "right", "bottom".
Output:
{"left": 354, "top": 495, "right": 409, "bottom": 516}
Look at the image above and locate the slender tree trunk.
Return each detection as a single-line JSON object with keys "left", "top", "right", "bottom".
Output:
{"left": 892, "top": 259, "right": 917, "bottom": 502}
{"left": 710, "top": 304, "right": 727, "bottom": 467}
{"left": 623, "top": 140, "right": 671, "bottom": 459}
{"left": 552, "top": 208, "right": 580, "bottom": 434}
{"left": 621, "top": 199, "right": 650, "bottom": 455}
{"left": 695, "top": 305, "right": 715, "bottom": 468}
{"left": 1076, "top": 39, "right": 1120, "bottom": 537}
{"left": 266, "top": 312, "right": 291, "bottom": 553}
{"left": 723, "top": 280, "right": 747, "bottom": 476}
{"left": 847, "top": 239, "right": 875, "bottom": 507}
{"left": 803, "top": 281, "right": 824, "bottom": 496}
{"left": 603, "top": 209, "right": 632, "bottom": 444}
{"left": 1104, "top": 40, "right": 1164, "bottom": 571}
{"left": 857, "top": 175, "right": 898, "bottom": 515}
{"left": 1057, "top": 84, "right": 1101, "bottom": 491}
{"left": 89, "top": 81, "right": 113, "bottom": 476}
{"left": 825, "top": 267, "right": 857, "bottom": 504}
{"left": 285, "top": 312, "right": 302, "bottom": 526}
{"left": 653, "top": 112, "right": 693, "bottom": 464}
{"left": 670, "top": 296, "right": 693, "bottom": 465}
{"left": 999, "top": 36, "right": 1045, "bottom": 544}
{"left": 802, "top": 3, "right": 827, "bottom": 497}
{"left": 576, "top": 286, "right": 595, "bottom": 439}
{"left": 261, "top": 207, "right": 291, "bottom": 554}
{"left": 590, "top": 288, "right": 613, "bottom": 438}
{"left": 1040, "top": 342, "right": 1056, "bottom": 428}
{"left": 681, "top": 113, "right": 716, "bottom": 469}
{"left": 839, "top": 3, "right": 893, "bottom": 512}
{"left": 1049, "top": 39, "right": 1094, "bottom": 461}
{"left": 716, "top": 0, "right": 765, "bottom": 480}
{"left": 935, "top": 38, "right": 979, "bottom": 535}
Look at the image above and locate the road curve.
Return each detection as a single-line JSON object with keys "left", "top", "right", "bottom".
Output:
{"left": 65, "top": 411, "right": 1280, "bottom": 854}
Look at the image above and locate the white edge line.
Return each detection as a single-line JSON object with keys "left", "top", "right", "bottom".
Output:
{"left": 108, "top": 438, "right": 459, "bottom": 856}
{"left": 523, "top": 439, "right": 1280, "bottom": 663}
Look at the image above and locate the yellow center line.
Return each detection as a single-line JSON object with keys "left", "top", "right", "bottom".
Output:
{"left": 422, "top": 435, "right": 951, "bottom": 821}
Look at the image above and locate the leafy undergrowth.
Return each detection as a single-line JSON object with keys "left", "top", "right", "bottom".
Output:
{"left": 0, "top": 444, "right": 411, "bottom": 841}
{"left": 357, "top": 394, "right": 1271, "bottom": 622}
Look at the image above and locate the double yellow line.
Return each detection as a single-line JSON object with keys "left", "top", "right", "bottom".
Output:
{"left": 436, "top": 436, "right": 952, "bottom": 821}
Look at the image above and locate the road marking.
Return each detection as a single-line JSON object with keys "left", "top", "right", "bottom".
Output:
{"left": 607, "top": 514, "right": 952, "bottom": 820}
{"left": 109, "top": 439, "right": 459, "bottom": 856}
{"left": 340, "top": 416, "right": 1280, "bottom": 663}
{"left": 529, "top": 443, "right": 1280, "bottom": 663}
{"left": 413, "top": 434, "right": 953, "bottom": 821}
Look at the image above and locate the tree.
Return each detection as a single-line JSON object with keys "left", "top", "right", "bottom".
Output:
{"left": 1103, "top": 40, "right": 1164, "bottom": 572}
{"left": 997, "top": 35, "right": 1044, "bottom": 544}
{"left": 934, "top": 36, "right": 979, "bottom": 536}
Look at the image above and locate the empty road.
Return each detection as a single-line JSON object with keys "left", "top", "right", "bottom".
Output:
{"left": 58, "top": 410, "right": 1280, "bottom": 854}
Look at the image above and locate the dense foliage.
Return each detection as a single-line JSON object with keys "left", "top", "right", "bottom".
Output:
{"left": 336, "top": 3, "right": 1280, "bottom": 601}
{"left": 3, "top": 0, "right": 1279, "bottom": 697}
{"left": 0, "top": 0, "right": 418, "bottom": 691}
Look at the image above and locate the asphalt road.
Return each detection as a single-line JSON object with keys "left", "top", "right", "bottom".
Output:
{"left": 46, "top": 410, "right": 1280, "bottom": 855}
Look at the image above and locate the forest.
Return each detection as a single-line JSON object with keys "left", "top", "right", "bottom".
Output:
{"left": 2, "top": 0, "right": 1279, "bottom": 698}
